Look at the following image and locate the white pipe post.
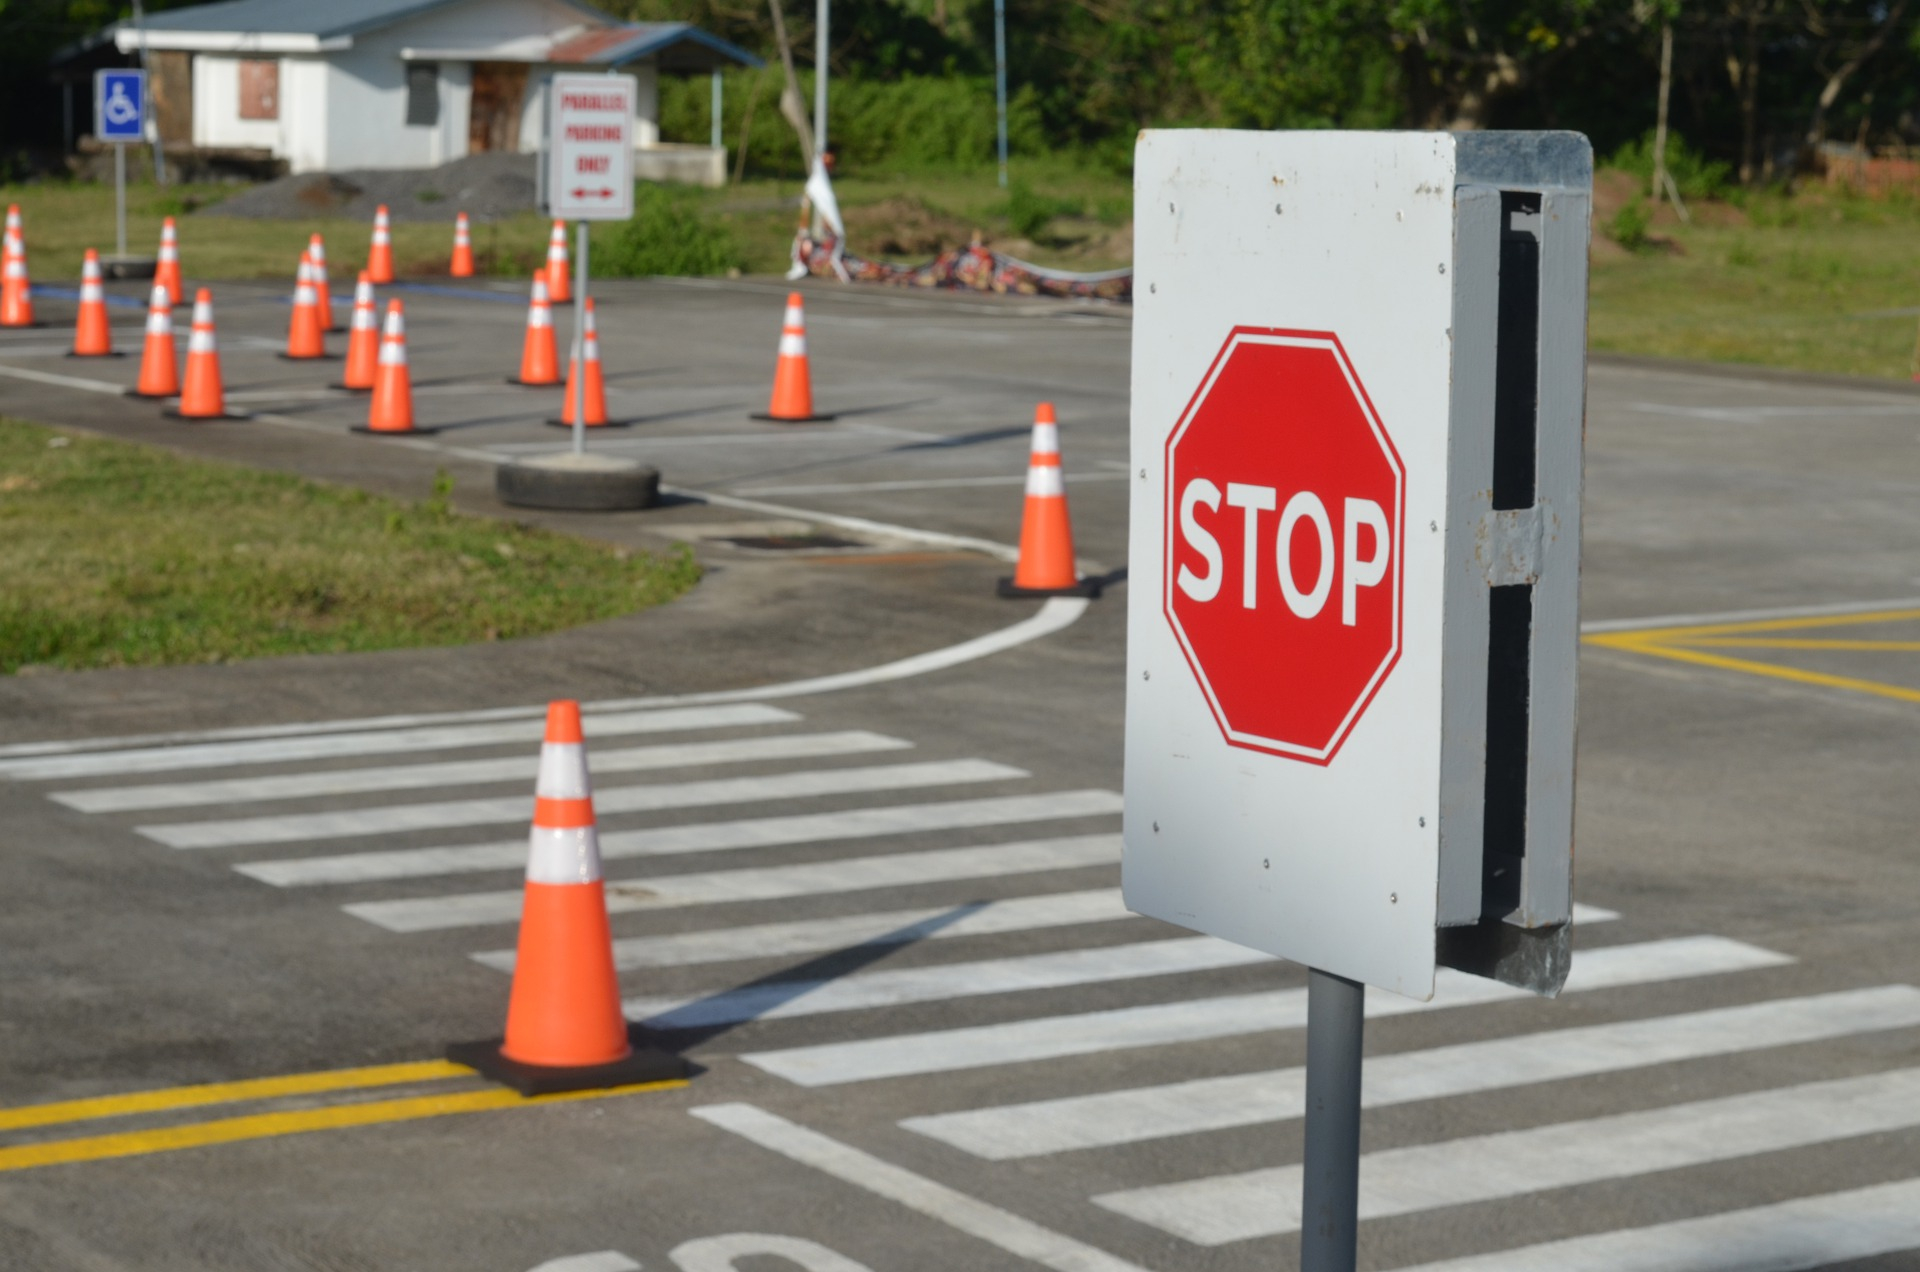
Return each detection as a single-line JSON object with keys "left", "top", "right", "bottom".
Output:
{"left": 712, "top": 70, "right": 724, "bottom": 151}
{"left": 572, "top": 221, "right": 588, "bottom": 456}
{"left": 814, "top": 0, "right": 829, "bottom": 159}
{"left": 994, "top": 0, "right": 1008, "bottom": 188}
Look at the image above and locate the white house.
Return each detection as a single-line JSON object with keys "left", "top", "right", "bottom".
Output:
{"left": 113, "top": 0, "right": 760, "bottom": 183}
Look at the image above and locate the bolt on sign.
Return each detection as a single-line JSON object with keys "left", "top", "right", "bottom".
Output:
{"left": 547, "top": 73, "right": 636, "bottom": 222}
{"left": 1124, "top": 131, "right": 1592, "bottom": 999}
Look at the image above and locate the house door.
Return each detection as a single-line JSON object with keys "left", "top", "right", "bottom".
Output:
{"left": 468, "top": 63, "right": 527, "bottom": 153}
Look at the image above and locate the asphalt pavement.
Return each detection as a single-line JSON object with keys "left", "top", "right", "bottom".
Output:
{"left": 5, "top": 268, "right": 1920, "bottom": 1271}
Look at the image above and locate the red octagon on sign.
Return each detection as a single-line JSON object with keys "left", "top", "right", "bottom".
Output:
{"left": 1163, "top": 328, "right": 1405, "bottom": 764}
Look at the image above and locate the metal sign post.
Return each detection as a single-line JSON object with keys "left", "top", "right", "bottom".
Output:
{"left": 1124, "top": 130, "right": 1592, "bottom": 1271}
{"left": 95, "top": 69, "right": 147, "bottom": 262}
{"left": 572, "top": 221, "right": 588, "bottom": 456}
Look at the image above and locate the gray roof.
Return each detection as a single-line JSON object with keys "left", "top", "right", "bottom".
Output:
{"left": 137, "top": 0, "right": 606, "bottom": 40}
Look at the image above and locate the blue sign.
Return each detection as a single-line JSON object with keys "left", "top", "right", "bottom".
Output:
{"left": 95, "top": 70, "right": 147, "bottom": 143}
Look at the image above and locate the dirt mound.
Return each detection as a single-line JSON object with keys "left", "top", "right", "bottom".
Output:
{"left": 201, "top": 153, "right": 538, "bottom": 223}
{"left": 842, "top": 197, "right": 976, "bottom": 256}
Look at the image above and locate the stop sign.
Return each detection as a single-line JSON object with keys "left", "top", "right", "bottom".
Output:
{"left": 1163, "top": 328, "right": 1404, "bottom": 764}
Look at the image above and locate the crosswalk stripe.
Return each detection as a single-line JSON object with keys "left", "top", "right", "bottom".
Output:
{"left": 0, "top": 704, "right": 799, "bottom": 782}
{"left": 1387, "top": 1176, "right": 1920, "bottom": 1272}
{"left": 143, "top": 759, "right": 1029, "bottom": 849}
{"left": 741, "top": 936, "right": 1791, "bottom": 1087}
{"left": 903, "top": 984, "right": 1920, "bottom": 1160}
{"left": 52, "top": 731, "right": 912, "bottom": 813}
{"left": 249, "top": 792, "right": 1124, "bottom": 892}
{"left": 624, "top": 935, "right": 1270, "bottom": 1029}
{"left": 1092, "top": 1064, "right": 1920, "bottom": 1245}
{"left": 475, "top": 887, "right": 1134, "bottom": 971}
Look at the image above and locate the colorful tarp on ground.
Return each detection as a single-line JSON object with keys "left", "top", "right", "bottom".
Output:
{"left": 787, "top": 231, "right": 1133, "bottom": 304}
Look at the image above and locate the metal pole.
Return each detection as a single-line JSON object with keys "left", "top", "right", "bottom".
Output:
{"left": 1299, "top": 967, "right": 1363, "bottom": 1272}
{"left": 115, "top": 144, "right": 127, "bottom": 258}
{"left": 133, "top": 0, "right": 165, "bottom": 185}
{"left": 712, "top": 70, "right": 724, "bottom": 151}
{"left": 994, "top": 0, "right": 1008, "bottom": 188}
{"left": 814, "top": 0, "right": 829, "bottom": 159}
{"left": 1652, "top": 22, "right": 1673, "bottom": 204}
{"left": 572, "top": 221, "right": 588, "bottom": 456}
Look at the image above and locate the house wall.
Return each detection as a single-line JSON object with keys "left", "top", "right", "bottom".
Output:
{"left": 192, "top": 55, "right": 282, "bottom": 150}
{"left": 282, "top": 58, "right": 328, "bottom": 172}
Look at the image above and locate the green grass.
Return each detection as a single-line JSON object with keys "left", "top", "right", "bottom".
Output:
{"left": 1591, "top": 182, "right": 1920, "bottom": 381}
{"left": 0, "top": 420, "right": 700, "bottom": 675}
{"left": 0, "top": 180, "right": 558, "bottom": 283}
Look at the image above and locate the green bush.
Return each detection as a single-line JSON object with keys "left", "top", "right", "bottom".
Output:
{"left": 658, "top": 71, "right": 1044, "bottom": 176}
{"left": 1003, "top": 180, "right": 1082, "bottom": 239}
{"left": 1605, "top": 131, "right": 1733, "bottom": 201}
{"left": 1606, "top": 198, "right": 1653, "bottom": 251}
{"left": 596, "top": 184, "right": 741, "bottom": 277}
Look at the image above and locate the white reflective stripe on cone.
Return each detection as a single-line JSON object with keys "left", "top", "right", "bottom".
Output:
{"left": 527, "top": 824, "right": 604, "bottom": 884}
{"left": 535, "top": 742, "right": 591, "bottom": 799}
{"left": 352, "top": 306, "right": 376, "bottom": 330}
{"left": 189, "top": 327, "right": 216, "bottom": 353}
{"left": 583, "top": 338, "right": 600, "bottom": 358}
{"left": 1031, "top": 423, "right": 1060, "bottom": 455}
{"left": 779, "top": 331, "right": 807, "bottom": 356}
{"left": 1026, "top": 466, "right": 1066, "bottom": 498}
{"left": 378, "top": 337, "right": 406, "bottom": 366}
{"left": 783, "top": 304, "right": 805, "bottom": 327}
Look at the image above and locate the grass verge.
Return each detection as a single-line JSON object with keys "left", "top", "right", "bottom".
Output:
{"left": 0, "top": 419, "right": 700, "bottom": 675}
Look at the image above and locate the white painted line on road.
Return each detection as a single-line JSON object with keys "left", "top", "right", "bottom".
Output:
{"left": 256, "top": 791, "right": 1123, "bottom": 893}
{"left": 625, "top": 936, "right": 1269, "bottom": 1029}
{"left": 0, "top": 704, "right": 800, "bottom": 779}
{"left": 56, "top": 730, "right": 909, "bottom": 812}
{"left": 691, "top": 1103, "right": 1153, "bottom": 1272}
{"left": 1388, "top": 1176, "right": 1920, "bottom": 1272}
{"left": 0, "top": 600, "right": 1087, "bottom": 763}
{"left": 905, "top": 983, "right": 1920, "bottom": 1160}
{"left": 742, "top": 936, "right": 1791, "bottom": 1087}
{"left": 1582, "top": 596, "right": 1920, "bottom": 634}
{"left": 143, "top": 758, "right": 1027, "bottom": 849}
{"left": 1093, "top": 1064, "right": 1920, "bottom": 1245}
{"left": 475, "top": 887, "right": 1132, "bottom": 971}
{"left": 673, "top": 487, "right": 1025, "bottom": 564}
{"left": 731, "top": 473, "right": 1129, "bottom": 497}
{"left": 0, "top": 363, "right": 128, "bottom": 395}
{"left": 1628, "top": 401, "right": 1920, "bottom": 422}
{"left": 527, "top": 1254, "right": 641, "bottom": 1272}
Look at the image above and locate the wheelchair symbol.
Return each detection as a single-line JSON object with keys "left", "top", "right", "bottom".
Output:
{"left": 104, "top": 82, "right": 139, "bottom": 127}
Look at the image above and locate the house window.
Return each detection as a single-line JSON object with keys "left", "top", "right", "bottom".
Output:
{"left": 406, "top": 63, "right": 439, "bottom": 127}
{"left": 238, "top": 59, "right": 279, "bottom": 120}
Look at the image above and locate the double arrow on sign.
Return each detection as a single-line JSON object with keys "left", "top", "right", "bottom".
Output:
{"left": 569, "top": 188, "right": 616, "bottom": 200}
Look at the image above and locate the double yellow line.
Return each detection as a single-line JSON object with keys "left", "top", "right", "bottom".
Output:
{"left": 0, "top": 1060, "right": 685, "bottom": 1173}
{"left": 1585, "top": 607, "right": 1920, "bottom": 706}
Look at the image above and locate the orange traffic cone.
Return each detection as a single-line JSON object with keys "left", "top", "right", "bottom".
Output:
{"left": 545, "top": 220, "right": 571, "bottom": 302}
{"left": 446, "top": 701, "right": 687, "bottom": 1096}
{"left": 164, "top": 289, "right": 248, "bottom": 420}
{"left": 752, "top": 292, "right": 833, "bottom": 422}
{"left": 69, "top": 249, "right": 119, "bottom": 357}
{"left": 450, "top": 211, "right": 475, "bottom": 278}
{"left": 510, "top": 274, "right": 560, "bottom": 386}
{"left": 1, "top": 205, "right": 34, "bottom": 328}
{"left": 998, "top": 403, "right": 1101, "bottom": 598}
{"left": 281, "top": 252, "right": 327, "bottom": 360}
{"left": 366, "top": 204, "right": 395, "bottom": 284}
{"left": 307, "top": 233, "right": 336, "bottom": 331}
{"left": 129, "top": 284, "right": 178, "bottom": 399}
{"left": 336, "top": 271, "right": 379, "bottom": 390}
{"left": 548, "top": 298, "right": 624, "bottom": 428}
{"left": 154, "top": 216, "right": 182, "bottom": 306}
{"left": 355, "top": 299, "right": 434, "bottom": 435}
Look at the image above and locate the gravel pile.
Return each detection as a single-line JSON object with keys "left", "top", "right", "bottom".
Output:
{"left": 200, "top": 153, "right": 538, "bottom": 223}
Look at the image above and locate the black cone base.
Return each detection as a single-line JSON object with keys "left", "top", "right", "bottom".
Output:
{"left": 997, "top": 576, "right": 1105, "bottom": 599}
{"left": 446, "top": 1038, "right": 688, "bottom": 1096}
{"left": 750, "top": 411, "right": 836, "bottom": 424}
{"left": 506, "top": 376, "right": 560, "bottom": 387}
{"left": 276, "top": 352, "right": 339, "bottom": 361}
{"left": 161, "top": 406, "right": 253, "bottom": 421}
{"left": 65, "top": 350, "right": 126, "bottom": 359}
{"left": 350, "top": 424, "right": 441, "bottom": 436}
{"left": 543, "top": 418, "right": 634, "bottom": 429}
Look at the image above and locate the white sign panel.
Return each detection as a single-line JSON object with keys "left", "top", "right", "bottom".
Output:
{"left": 547, "top": 73, "right": 636, "bottom": 222}
{"left": 1123, "top": 131, "right": 1589, "bottom": 999}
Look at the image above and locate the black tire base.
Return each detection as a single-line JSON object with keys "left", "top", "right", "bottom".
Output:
{"left": 496, "top": 459, "right": 660, "bottom": 512}
{"left": 446, "top": 1039, "right": 688, "bottom": 1097}
{"left": 997, "top": 577, "right": 1105, "bottom": 600}
{"left": 750, "top": 411, "right": 837, "bottom": 424}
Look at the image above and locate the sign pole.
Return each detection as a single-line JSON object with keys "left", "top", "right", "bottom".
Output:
{"left": 1299, "top": 967, "right": 1363, "bottom": 1272}
{"left": 993, "top": 0, "right": 1008, "bottom": 188}
{"left": 572, "top": 221, "right": 588, "bottom": 457}
{"left": 115, "top": 143, "right": 127, "bottom": 258}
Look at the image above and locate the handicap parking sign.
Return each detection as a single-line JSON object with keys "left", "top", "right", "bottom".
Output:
{"left": 96, "top": 70, "right": 147, "bottom": 143}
